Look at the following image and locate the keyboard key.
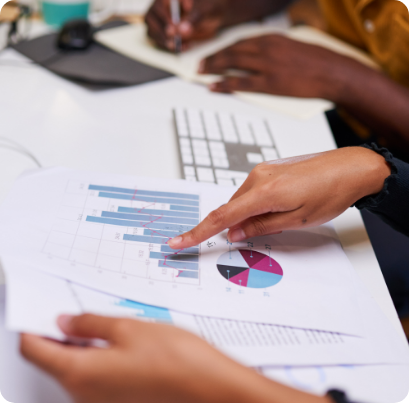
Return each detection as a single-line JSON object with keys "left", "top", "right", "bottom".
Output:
{"left": 184, "top": 166, "right": 195, "bottom": 176}
{"left": 185, "top": 176, "right": 197, "bottom": 182}
{"left": 247, "top": 152, "right": 263, "bottom": 164}
{"left": 261, "top": 147, "right": 279, "bottom": 161}
{"left": 182, "top": 154, "right": 193, "bottom": 164}
{"left": 192, "top": 139, "right": 207, "bottom": 148}
{"left": 212, "top": 157, "right": 229, "bottom": 168}
{"left": 215, "top": 170, "right": 248, "bottom": 180}
{"left": 203, "top": 111, "right": 222, "bottom": 140}
{"left": 189, "top": 127, "right": 206, "bottom": 139}
{"left": 180, "top": 138, "right": 191, "bottom": 147}
{"left": 197, "top": 167, "right": 215, "bottom": 183}
{"left": 209, "top": 141, "right": 225, "bottom": 151}
{"left": 195, "top": 156, "right": 211, "bottom": 166}
{"left": 251, "top": 120, "right": 273, "bottom": 147}
{"left": 217, "top": 178, "right": 234, "bottom": 186}
{"left": 234, "top": 116, "right": 255, "bottom": 145}
{"left": 219, "top": 113, "right": 239, "bottom": 143}
{"left": 210, "top": 149, "right": 227, "bottom": 159}
{"left": 193, "top": 148, "right": 209, "bottom": 157}
{"left": 181, "top": 146, "right": 192, "bottom": 156}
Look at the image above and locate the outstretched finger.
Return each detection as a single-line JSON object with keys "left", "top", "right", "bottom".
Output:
{"left": 168, "top": 192, "right": 264, "bottom": 249}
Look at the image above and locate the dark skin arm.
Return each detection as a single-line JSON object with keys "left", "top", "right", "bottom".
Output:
{"left": 199, "top": 34, "right": 409, "bottom": 153}
{"left": 145, "top": 0, "right": 293, "bottom": 51}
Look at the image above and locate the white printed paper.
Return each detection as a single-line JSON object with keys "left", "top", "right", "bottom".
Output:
{"left": 0, "top": 168, "right": 362, "bottom": 334}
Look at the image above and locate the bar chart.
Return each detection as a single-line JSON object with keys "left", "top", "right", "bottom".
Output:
{"left": 42, "top": 181, "right": 201, "bottom": 285}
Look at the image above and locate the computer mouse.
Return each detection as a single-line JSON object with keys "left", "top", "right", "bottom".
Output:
{"left": 57, "top": 19, "right": 93, "bottom": 50}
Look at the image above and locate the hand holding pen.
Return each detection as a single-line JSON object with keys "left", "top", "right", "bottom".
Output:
{"left": 145, "top": 0, "right": 229, "bottom": 52}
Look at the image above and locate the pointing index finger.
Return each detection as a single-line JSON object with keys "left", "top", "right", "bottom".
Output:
{"left": 168, "top": 192, "right": 260, "bottom": 249}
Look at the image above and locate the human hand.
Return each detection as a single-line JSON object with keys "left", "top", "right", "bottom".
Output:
{"left": 145, "top": 0, "right": 229, "bottom": 51}
{"left": 199, "top": 34, "right": 364, "bottom": 101}
{"left": 20, "top": 314, "right": 330, "bottom": 403}
{"left": 21, "top": 314, "right": 328, "bottom": 403}
{"left": 169, "top": 147, "right": 391, "bottom": 249}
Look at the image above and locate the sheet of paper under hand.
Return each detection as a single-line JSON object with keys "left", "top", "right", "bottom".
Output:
{"left": 3, "top": 259, "right": 409, "bottom": 368}
{"left": 94, "top": 23, "right": 377, "bottom": 119}
{"left": 0, "top": 167, "right": 362, "bottom": 335}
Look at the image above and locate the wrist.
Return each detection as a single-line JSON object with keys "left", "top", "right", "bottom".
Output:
{"left": 349, "top": 147, "right": 391, "bottom": 199}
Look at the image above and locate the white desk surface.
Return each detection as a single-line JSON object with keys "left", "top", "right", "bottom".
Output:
{"left": 0, "top": 46, "right": 407, "bottom": 402}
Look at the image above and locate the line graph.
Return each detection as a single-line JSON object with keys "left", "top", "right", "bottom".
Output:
{"left": 41, "top": 181, "right": 201, "bottom": 285}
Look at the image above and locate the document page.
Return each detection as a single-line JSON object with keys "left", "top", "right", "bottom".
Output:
{"left": 4, "top": 260, "right": 409, "bottom": 368}
{"left": 0, "top": 168, "right": 362, "bottom": 334}
{"left": 94, "top": 23, "right": 377, "bottom": 119}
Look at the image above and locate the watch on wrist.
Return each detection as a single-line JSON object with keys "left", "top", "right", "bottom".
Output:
{"left": 327, "top": 389, "right": 354, "bottom": 403}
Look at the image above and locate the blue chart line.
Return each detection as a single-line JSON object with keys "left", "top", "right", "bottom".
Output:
{"left": 101, "top": 211, "right": 199, "bottom": 225}
{"left": 124, "top": 234, "right": 169, "bottom": 244}
{"left": 178, "top": 271, "right": 198, "bottom": 279}
{"left": 161, "top": 245, "right": 199, "bottom": 254}
{"left": 116, "top": 299, "right": 173, "bottom": 323}
{"left": 98, "top": 192, "right": 199, "bottom": 207}
{"left": 82, "top": 184, "right": 201, "bottom": 283}
{"left": 144, "top": 229, "right": 181, "bottom": 238}
{"left": 158, "top": 260, "right": 198, "bottom": 271}
{"left": 86, "top": 216, "right": 194, "bottom": 232}
{"left": 118, "top": 207, "right": 199, "bottom": 219}
{"left": 170, "top": 205, "right": 199, "bottom": 212}
{"left": 89, "top": 185, "right": 199, "bottom": 201}
{"left": 149, "top": 252, "right": 199, "bottom": 262}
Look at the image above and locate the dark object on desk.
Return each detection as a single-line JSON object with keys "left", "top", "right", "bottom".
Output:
{"left": 57, "top": 19, "right": 93, "bottom": 50}
{"left": 12, "top": 21, "right": 173, "bottom": 90}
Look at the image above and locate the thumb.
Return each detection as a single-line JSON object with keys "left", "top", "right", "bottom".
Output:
{"left": 58, "top": 314, "right": 119, "bottom": 342}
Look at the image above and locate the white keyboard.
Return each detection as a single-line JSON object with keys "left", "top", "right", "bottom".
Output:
{"left": 174, "top": 108, "right": 281, "bottom": 185}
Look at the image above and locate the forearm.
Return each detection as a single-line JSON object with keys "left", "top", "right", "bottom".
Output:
{"left": 330, "top": 60, "right": 409, "bottom": 152}
{"left": 221, "top": 0, "right": 294, "bottom": 27}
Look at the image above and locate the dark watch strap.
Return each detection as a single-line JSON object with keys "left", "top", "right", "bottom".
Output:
{"left": 327, "top": 389, "right": 353, "bottom": 403}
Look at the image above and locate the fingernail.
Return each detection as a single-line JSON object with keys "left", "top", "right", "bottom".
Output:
{"left": 168, "top": 236, "right": 183, "bottom": 248}
{"left": 57, "top": 314, "right": 74, "bottom": 332}
{"left": 179, "top": 21, "right": 191, "bottom": 34}
{"left": 228, "top": 228, "right": 246, "bottom": 243}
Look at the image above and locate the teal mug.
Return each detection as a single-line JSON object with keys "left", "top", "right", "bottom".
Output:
{"left": 41, "top": 0, "right": 90, "bottom": 27}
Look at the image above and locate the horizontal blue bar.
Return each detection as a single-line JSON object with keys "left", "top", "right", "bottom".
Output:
{"left": 102, "top": 211, "right": 198, "bottom": 226}
{"left": 178, "top": 271, "right": 199, "bottom": 279}
{"left": 86, "top": 216, "right": 194, "bottom": 232}
{"left": 98, "top": 192, "right": 199, "bottom": 207}
{"left": 116, "top": 300, "right": 172, "bottom": 322}
{"left": 161, "top": 245, "right": 199, "bottom": 254}
{"left": 124, "top": 234, "right": 169, "bottom": 244}
{"left": 150, "top": 252, "right": 199, "bottom": 262}
{"left": 144, "top": 229, "right": 181, "bottom": 238}
{"left": 118, "top": 207, "right": 199, "bottom": 219}
{"left": 89, "top": 185, "right": 199, "bottom": 200}
{"left": 158, "top": 260, "right": 198, "bottom": 271}
{"left": 170, "top": 205, "right": 199, "bottom": 212}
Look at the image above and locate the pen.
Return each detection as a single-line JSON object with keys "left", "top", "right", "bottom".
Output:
{"left": 170, "top": 0, "right": 182, "bottom": 54}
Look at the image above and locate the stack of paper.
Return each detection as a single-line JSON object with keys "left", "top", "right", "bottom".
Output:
{"left": 0, "top": 168, "right": 408, "bottom": 402}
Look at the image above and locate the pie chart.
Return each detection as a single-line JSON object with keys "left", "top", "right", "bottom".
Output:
{"left": 217, "top": 249, "right": 283, "bottom": 288}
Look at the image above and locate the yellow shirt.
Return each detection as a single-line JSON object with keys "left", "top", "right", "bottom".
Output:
{"left": 318, "top": 0, "right": 409, "bottom": 87}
